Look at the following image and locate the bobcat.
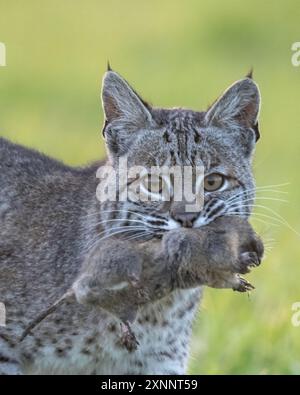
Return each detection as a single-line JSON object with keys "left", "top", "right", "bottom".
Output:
{"left": 0, "top": 69, "right": 263, "bottom": 374}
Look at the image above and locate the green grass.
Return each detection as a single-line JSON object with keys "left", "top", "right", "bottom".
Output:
{"left": 1, "top": 0, "right": 300, "bottom": 374}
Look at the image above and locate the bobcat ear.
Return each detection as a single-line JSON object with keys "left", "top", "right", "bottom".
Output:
{"left": 101, "top": 71, "right": 153, "bottom": 134}
{"left": 205, "top": 78, "right": 261, "bottom": 141}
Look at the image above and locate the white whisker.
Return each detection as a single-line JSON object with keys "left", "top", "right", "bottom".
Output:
{"left": 85, "top": 227, "right": 150, "bottom": 254}
{"left": 124, "top": 231, "right": 155, "bottom": 241}
{"left": 225, "top": 212, "right": 280, "bottom": 228}
{"left": 226, "top": 186, "right": 288, "bottom": 205}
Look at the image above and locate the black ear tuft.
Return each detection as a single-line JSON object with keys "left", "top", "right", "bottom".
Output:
{"left": 107, "top": 61, "right": 112, "bottom": 72}
{"left": 246, "top": 68, "right": 254, "bottom": 79}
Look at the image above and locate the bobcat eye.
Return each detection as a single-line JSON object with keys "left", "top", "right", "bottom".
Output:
{"left": 140, "top": 174, "right": 166, "bottom": 194}
{"left": 204, "top": 173, "right": 224, "bottom": 192}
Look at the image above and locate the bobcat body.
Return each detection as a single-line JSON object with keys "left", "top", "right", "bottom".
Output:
{"left": 0, "top": 70, "right": 263, "bottom": 374}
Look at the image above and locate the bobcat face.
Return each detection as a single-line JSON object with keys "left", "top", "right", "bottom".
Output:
{"left": 101, "top": 71, "right": 260, "bottom": 235}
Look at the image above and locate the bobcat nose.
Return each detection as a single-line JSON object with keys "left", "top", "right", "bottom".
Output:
{"left": 171, "top": 212, "right": 198, "bottom": 228}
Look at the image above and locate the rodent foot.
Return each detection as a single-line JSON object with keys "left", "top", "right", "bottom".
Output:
{"left": 233, "top": 276, "right": 255, "bottom": 292}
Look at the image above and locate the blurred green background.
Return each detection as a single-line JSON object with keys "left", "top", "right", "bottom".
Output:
{"left": 1, "top": 0, "right": 300, "bottom": 374}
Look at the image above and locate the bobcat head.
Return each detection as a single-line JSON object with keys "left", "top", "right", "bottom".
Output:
{"left": 99, "top": 69, "right": 260, "bottom": 235}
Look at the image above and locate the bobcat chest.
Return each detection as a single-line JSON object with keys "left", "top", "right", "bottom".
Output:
{"left": 22, "top": 288, "right": 201, "bottom": 375}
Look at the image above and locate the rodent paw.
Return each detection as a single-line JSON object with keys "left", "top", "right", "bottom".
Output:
{"left": 233, "top": 276, "right": 255, "bottom": 293}
{"left": 236, "top": 251, "right": 261, "bottom": 274}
